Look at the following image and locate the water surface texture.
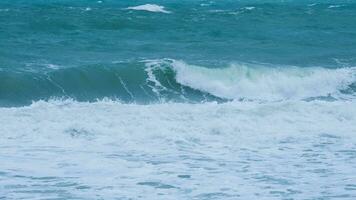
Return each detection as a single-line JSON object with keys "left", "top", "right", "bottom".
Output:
{"left": 1, "top": 0, "right": 356, "bottom": 199}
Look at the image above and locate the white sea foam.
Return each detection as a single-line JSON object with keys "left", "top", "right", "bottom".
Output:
{"left": 328, "top": 5, "right": 343, "bottom": 9}
{"left": 167, "top": 60, "right": 356, "bottom": 101}
{"left": 243, "top": 7, "right": 255, "bottom": 10}
{"left": 307, "top": 3, "right": 318, "bottom": 7}
{"left": 126, "top": 4, "right": 171, "bottom": 13}
{"left": 200, "top": 3, "right": 210, "bottom": 7}
{"left": 1, "top": 99, "right": 356, "bottom": 199}
{"left": 144, "top": 60, "right": 170, "bottom": 97}
{"left": 1, "top": 99, "right": 355, "bottom": 141}
{"left": 45, "top": 64, "right": 61, "bottom": 70}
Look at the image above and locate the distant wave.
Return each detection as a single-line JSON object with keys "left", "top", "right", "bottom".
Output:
{"left": 328, "top": 5, "right": 344, "bottom": 9}
{"left": 126, "top": 4, "right": 171, "bottom": 14}
{"left": 243, "top": 7, "right": 255, "bottom": 10}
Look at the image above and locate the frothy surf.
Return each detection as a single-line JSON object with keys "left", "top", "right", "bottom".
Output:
{"left": 1, "top": 96, "right": 356, "bottom": 199}
{"left": 2, "top": 99, "right": 355, "bottom": 139}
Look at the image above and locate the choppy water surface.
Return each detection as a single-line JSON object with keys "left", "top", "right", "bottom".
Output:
{"left": 1, "top": 0, "right": 356, "bottom": 199}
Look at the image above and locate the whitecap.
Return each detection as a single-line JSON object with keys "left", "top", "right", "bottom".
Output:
{"left": 126, "top": 4, "right": 171, "bottom": 14}
{"left": 173, "top": 61, "right": 356, "bottom": 101}
{"left": 208, "top": 9, "right": 226, "bottom": 13}
{"left": 308, "top": 3, "right": 318, "bottom": 7}
{"left": 45, "top": 64, "right": 61, "bottom": 70}
{"left": 243, "top": 7, "right": 255, "bottom": 10}
{"left": 328, "top": 5, "right": 343, "bottom": 9}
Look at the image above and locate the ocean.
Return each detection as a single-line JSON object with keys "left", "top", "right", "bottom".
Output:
{"left": 1, "top": 0, "right": 356, "bottom": 199}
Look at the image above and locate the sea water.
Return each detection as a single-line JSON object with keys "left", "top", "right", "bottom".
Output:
{"left": 1, "top": 0, "right": 356, "bottom": 199}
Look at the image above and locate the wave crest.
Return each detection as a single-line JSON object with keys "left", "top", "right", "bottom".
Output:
{"left": 1, "top": 59, "right": 355, "bottom": 106}
{"left": 126, "top": 4, "right": 171, "bottom": 14}
{"left": 165, "top": 60, "right": 356, "bottom": 101}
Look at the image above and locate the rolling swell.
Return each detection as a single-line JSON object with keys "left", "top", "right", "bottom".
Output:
{"left": 1, "top": 59, "right": 355, "bottom": 106}
{"left": 0, "top": 60, "right": 222, "bottom": 106}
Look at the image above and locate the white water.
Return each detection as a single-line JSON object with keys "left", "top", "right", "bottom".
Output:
{"left": 169, "top": 60, "right": 356, "bottom": 101}
{"left": 1, "top": 99, "right": 356, "bottom": 199}
{"left": 126, "top": 4, "right": 171, "bottom": 14}
{"left": 243, "top": 7, "right": 256, "bottom": 10}
{"left": 1, "top": 60, "right": 356, "bottom": 199}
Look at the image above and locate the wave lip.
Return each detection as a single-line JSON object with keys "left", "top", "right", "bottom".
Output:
{"left": 126, "top": 4, "right": 171, "bottom": 14}
{"left": 168, "top": 60, "right": 356, "bottom": 101}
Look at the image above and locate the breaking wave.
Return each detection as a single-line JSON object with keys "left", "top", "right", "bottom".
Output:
{"left": 1, "top": 59, "right": 355, "bottom": 106}
{"left": 169, "top": 60, "right": 356, "bottom": 101}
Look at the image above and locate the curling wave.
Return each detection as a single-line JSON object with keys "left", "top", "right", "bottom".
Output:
{"left": 0, "top": 59, "right": 355, "bottom": 106}
{"left": 168, "top": 60, "right": 356, "bottom": 101}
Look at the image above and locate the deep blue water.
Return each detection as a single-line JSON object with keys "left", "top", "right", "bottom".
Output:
{"left": 1, "top": 1, "right": 356, "bottom": 199}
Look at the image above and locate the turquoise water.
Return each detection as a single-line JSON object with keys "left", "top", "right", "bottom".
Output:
{"left": 1, "top": 1, "right": 356, "bottom": 199}
{"left": 1, "top": 0, "right": 356, "bottom": 105}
